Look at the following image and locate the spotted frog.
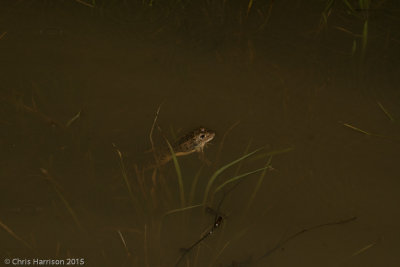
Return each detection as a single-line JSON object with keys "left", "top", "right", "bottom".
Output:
{"left": 149, "top": 127, "right": 215, "bottom": 168}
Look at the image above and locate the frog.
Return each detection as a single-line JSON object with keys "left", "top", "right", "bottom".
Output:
{"left": 147, "top": 126, "right": 215, "bottom": 169}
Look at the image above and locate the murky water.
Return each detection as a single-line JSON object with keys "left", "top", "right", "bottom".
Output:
{"left": 1, "top": 1, "right": 399, "bottom": 266}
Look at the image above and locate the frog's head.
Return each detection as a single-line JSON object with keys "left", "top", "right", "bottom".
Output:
{"left": 194, "top": 127, "right": 215, "bottom": 147}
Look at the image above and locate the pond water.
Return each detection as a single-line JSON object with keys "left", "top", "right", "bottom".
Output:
{"left": 1, "top": 1, "right": 399, "bottom": 266}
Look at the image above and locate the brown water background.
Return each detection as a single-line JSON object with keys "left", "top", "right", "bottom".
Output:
{"left": 1, "top": 1, "right": 400, "bottom": 266}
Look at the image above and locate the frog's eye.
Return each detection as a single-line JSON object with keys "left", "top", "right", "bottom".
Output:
{"left": 200, "top": 134, "right": 205, "bottom": 139}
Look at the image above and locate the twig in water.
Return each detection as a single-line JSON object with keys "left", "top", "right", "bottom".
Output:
{"left": 149, "top": 103, "right": 163, "bottom": 152}
{"left": 174, "top": 215, "right": 224, "bottom": 267}
{"left": 255, "top": 216, "right": 357, "bottom": 264}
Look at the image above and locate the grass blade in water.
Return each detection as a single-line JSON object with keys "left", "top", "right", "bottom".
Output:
{"left": 166, "top": 139, "right": 185, "bottom": 208}
{"left": 163, "top": 204, "right": 203, "bottom": 217}
{"left": 112, "top": 143, "right": 141, "bottom": 217}
{"left": 213, "top": 166, "right": 272, "bottom": 194}
{"left": 40, "top": 168, "right": 85, "bottom": 233}
{"left": 203, "top": 147, "right": 264, "bottom": 205}
{"left": 0, "top": 219, "right": 33, "bottom": 250}
{"left": 244, "top": 156, "right": 273, "bottom": 215}
{"left": 189, "top": 167, "right": 203, "bottom": 206}
{"left": 361, "top": 20, "right": 368, "bottom": 61}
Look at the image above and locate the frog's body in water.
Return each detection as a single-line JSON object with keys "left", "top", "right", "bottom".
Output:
{"left": 147, "top": 127, "right": 215, "bottom": 169}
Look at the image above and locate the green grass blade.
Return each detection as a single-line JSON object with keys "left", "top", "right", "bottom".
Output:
{"left": 53, "top": 185, "right": 85, "bottom": 232}
{"left": 234, "top": 139, "right": 253, "bottom": 177}
{"left": 377, "top": 101, "right": 395, "bottom": 121}
{"left": 0, "top": 219, "right": 33, "bottom": 250}
{"left": 213, "top": 165, "right": 272, "bottom": 194}
{"left": 113, "top": 143, "right": 140, "bottom": 213}
{"left": 163, "top": 204, "right": 203, "bottom": 217}
{"left": 65, "top": 110, "right": 81, "bottom": 127}
{"left": 189, "top": 166, "right": 203, "bottom": 205}
{"left": 265, "top": 147, "right": 294, "bottom": 156}
{"left": 246, "top": 0, "right": 253, "bottom": 16}
{"left": 342, "top": 0, "right": 355, "bottom": 15}
{"left": 165, "top": 139, "right": 185, "bottom": 208}
{"left": 324, "top": 0, "right": 334, "bottom": 13}
{"left": 352, "top": 39, "right": 357, "bottom": 56}
{"left": 40, "top": 168, "right": 85, "bottom": 233}
{"left": 321, "top": 0, "right": 334, "bottom": 24}
{"left": 244, "top": 156, "right": 273, "bottom": 215}
{"left": 244, "top": 147, "right": 294, "bottom": 162}
{"left": 112, "top": 143, "right": 141, "bottom": 219}
{"left": 359, "top": 0, "right": 370, "bottom": 10}
{"left": 361, "top": 20, "right": 368, "bottom": 61}
{"left": 202, "top": 147, "right": 264, "bottom": 205}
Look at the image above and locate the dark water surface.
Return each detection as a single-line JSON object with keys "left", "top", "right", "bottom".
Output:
{"left": 1, "top": 1, "right": 399, "bottom": 266}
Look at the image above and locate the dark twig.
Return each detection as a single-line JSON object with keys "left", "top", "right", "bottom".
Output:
{"left": 174, "top": 215, "right": 224, "bottom": 267}
{"left": 254, "top": 216, "right": 357, "bottom": 264}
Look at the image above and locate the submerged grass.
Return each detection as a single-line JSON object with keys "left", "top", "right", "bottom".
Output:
{"left": 165, "top": 138, "right": 185, "bottom": 208}
{"left": 214, "top": 121, "right": 240, "bottom": 168}
{"left": 361, "top": 19, "right": 368, "bottom": 62}
{"left": 244, "top": 155, "right": 272, "bottom": 215}
{"left": 377, "top": 101, "right": 395, "bottom": 122}
{"left": 163, "top": 204, "right": 203, "bottom": 217}
{"left": 40, "top": 168, "right": 85, "bottom": 233}
{"left": 202, "top": 147, "right": 264, "bottom": 206}
{"left": 112, "top": 143, "right": 141, "bottom": 217}
{"left": 342, "top": 122, "right": 372, "bottom": 135}
{"left": 0, "top": 219, "right": 33, "bottom": 250}
{"left": 341, "top": 121, "right": 398, "bottom": 142}
{"left": 213, "top": 165, "right": 272, "bottom": 194}
{"left": 320, "top": 0, "right": 371, "bottom": 66}
{"left": 352, "top": 241, "right": 377, "bottom": 257}
{"left": 188, "top": 166, "right": 203, "bottom": 206}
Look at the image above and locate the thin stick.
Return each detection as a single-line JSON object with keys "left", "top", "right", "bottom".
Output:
{"left": 112, "top": 143, "right": 140, "bottom": 213}
{"left": 342, "top": 122, "right": 371, "bottom": 135}
{"left": 0, "top": 219, "right": 33, "bottom": 250}
{"left": 1, "top": 95, "right": 65, "bottom": 128}
{"left": 149, "top": 103, "right": 163, "bottom": 154}
{"left": 40, "top": 168, "right": 85, "bottom": 233}
{"left": 341, "top": 122, "right": 399, "bottom": 142}
{"left": 352, "top": 241, "right": 376, "bottom": 257}
{"left": 0, "top": 31, "right": 7, "bottom": 40}
{"left": 377, "top": 101, "right": 394, "bottom": 121}
{"left": 256, "top": 216, "right": 357, "bottom": 263}
{"left": 117, "top": 230, "right": 130, "bottom": 256}
{"left": 66, "top": 110, "right": 82, "bottom": 127}
{"left": 174, "top": 216, "right": 223, "bottom": 267}
{"left": 74, "top": 0, "right": 94, "bottom": 8}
